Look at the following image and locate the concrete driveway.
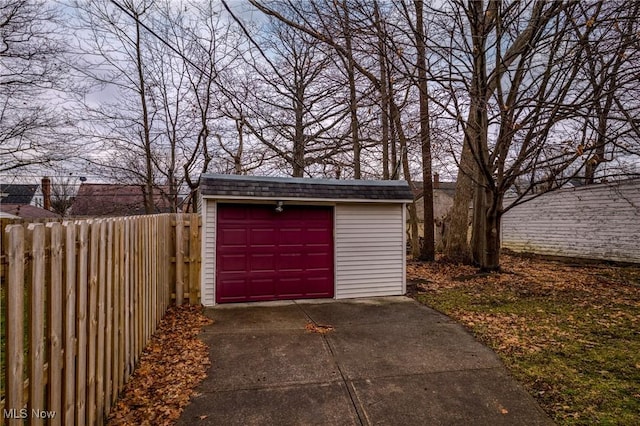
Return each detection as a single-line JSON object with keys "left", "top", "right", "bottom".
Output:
{"left": 178, "top": 296, "right": 552, "bottom": 425}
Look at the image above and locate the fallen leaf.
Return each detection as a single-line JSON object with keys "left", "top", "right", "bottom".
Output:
{"left": 305, "top": 322, "right": 334, "bottom": 334}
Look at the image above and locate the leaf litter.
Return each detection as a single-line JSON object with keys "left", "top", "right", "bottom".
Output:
{"left": 107, "top": 304, "right": 213, "bottom": 426}
{"left": 408, "top": 253, "right": 640, "bottom": 424}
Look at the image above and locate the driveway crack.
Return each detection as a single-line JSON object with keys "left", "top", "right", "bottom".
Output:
{"left": 295, "top": 301, "right": 366, "bottom": 426}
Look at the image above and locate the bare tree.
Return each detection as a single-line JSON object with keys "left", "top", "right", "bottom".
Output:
{"left": 0, "top": 0, "right": 73, "bottom": 172}
{"left": 236, "top": 18, "right": 351, "bottom": 177}
{"left": 71, "top": 0, "right": 159, "bottom": 213}
{"left": 428, "top": 0, "right": 640, "bottom": 270}
{"left": 248, "top": 0, "right": 436, "bottom": 257}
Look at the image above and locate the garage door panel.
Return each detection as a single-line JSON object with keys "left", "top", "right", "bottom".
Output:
{"left": 248, "top": 278, "right": 276, "bottom": 297}
{"left": 218, "top": 228, "right": 247, "bottom": 246}
{"left": 216, "top": 204, "right": 334, "bottom": 303}
{"left": 280, "top": 228, "right": 303, "bottom": 244}
{"left": 250, "top": 228, "right": 277, "bottom": 245}
{"left": 218, "top": 205, "right": 249, "bottom": 220}
{"left": 217, "top": 279, "right": 248, "bottom": 300}
{"left": 304, "top": 277, "right": 333, "bottom": 296}
{"left": 305, "top": 252, "right": 332, "bottom": 269}
{"left": 249, "top": 253, "right": 276, "bottom": 271}
{"left": 219, "top": 254, "right": 246, "bottom": 271}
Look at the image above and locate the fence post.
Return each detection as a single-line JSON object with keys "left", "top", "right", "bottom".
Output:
{"left": 175, "top": 215, "right": 184, "bottom": 306}
{"left": 189, "top": 214, "right": 200, "bottom": 305}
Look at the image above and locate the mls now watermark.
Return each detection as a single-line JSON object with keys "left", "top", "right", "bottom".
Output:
{"left": 3, "top": 408, "right": 57, "bottom": 420}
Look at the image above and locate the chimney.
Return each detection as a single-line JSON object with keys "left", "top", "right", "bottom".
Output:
{"left": 42, "top": 176, "right": 51, "bottom": 211}
{"left": 433, "top": 173, "right": 440, "bottom": 189}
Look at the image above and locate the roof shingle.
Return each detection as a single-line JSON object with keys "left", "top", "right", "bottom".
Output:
{"left": 200, "top": 174, "right": 414, "bottom": 202}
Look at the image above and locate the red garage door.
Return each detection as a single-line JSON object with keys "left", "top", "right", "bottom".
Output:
{"left": 216, "top": 204, "right": 334, "bottom": 303}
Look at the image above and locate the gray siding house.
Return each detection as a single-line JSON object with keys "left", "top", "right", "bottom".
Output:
{"left": 501, "top": 179, "right": 640, "bottom": 263}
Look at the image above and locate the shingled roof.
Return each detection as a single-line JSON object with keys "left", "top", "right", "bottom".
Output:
{"left": 0, "top": 184, "right": 39, "bottom": 204}
{"left": 200, "top": 174, "right": 414, "bottom": 202}
{"left": 71, "top": 183, "right": 174, "bottom": 217}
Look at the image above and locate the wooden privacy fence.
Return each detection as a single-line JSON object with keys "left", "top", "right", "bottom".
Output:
{"left": 0, "top": 213, "right": 201, "bottom": 425}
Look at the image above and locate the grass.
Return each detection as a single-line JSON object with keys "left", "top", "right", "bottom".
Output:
{"left": 408, "top": 254, "right": 640, "bottom": 425}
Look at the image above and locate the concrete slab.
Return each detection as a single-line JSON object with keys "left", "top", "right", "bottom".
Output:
{"left": 202, "top": 303, "right": 309, "bottom": 333}
{"left": 201, "top": 330, "right": 341, "bottom": 391}
{"left": 180, "top": 297, "right": 552, "bottom": 425}
{"left": 299, "top": 297, "right": 451, "bottom": 327}
{"left": 178, "top": 382, "right": 361, "bottom": 426}
{"left": 323, "top": 321, "right": 501, "bottom": 380}
{"left": 350, "top": 369, "right": 553, "bottom": 425}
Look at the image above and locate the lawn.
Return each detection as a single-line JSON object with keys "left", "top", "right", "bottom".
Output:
{"left": 408, "top": 253, "right": 640, "bottom": 425}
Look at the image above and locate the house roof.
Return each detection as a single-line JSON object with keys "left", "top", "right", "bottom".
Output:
{"left": 412, "top": 181, "right": 457, "bottom": 200}
{"left": 0, "top": 204, "right": 57, "bottom": 219}
{"left": 200, "top": 174, "right": 414, "bottom": 202}
{"left": 0, "top": 184, "right": 39, "bottom": 204}
{"left": 71, "top": 183, "right": 173, "bottom": 217}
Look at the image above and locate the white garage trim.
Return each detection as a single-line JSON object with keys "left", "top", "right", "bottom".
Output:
{"left": 200, "top": 199, "right": 216, "bottom": 306}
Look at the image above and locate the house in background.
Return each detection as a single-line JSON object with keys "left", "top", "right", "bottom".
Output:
{"left": 70, "top": 183, "right": 175, "bottom": 217}
{"left": 502, "top": 178, "right": 640, "bottom": 263}
{"left": 0, "top": 183, "right": 44, "bottom": 207}
{"left": 0, "top": 203, "right": 58, "bottom": 219}
{"left": 409, "top": 174, "right": 459, "bottom": 249}
{"left": 0, "top": 177, "right": 56, "bottom": 219}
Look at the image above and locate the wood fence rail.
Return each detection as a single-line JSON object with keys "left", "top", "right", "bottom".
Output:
{"left": 0, "top": 213, "right": 201, "bottom": 425}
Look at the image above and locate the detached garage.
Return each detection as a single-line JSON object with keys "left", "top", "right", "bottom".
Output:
{"left": 199, "top": 174, "right": 413, "bottom": 306}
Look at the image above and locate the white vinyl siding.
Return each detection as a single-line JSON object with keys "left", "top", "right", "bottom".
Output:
{"left": 502, "top": 180, "right": 640, "bottom": 263}
{"left": 335, "top": 204, "right": 405, "bottom": 298}
{"left": 201, "top": 200, "right": 216, "bottom": 306}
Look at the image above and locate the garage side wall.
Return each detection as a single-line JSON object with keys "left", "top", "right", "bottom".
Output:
{"left": 335, "top": 204, "right": 405, "bottom": 298}
{"left": 502, "top": 180, "right": 640, "bottom": 263}
{"left": 201, "top": 199, "right": 216, "bottom": 306}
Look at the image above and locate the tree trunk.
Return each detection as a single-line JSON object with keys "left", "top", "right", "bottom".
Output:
{"left": 414, "top": 0, "right": 435, "bottom": 261}
{"left": 293, "top": 87, "right": 305, "bottom": 177}
{"left": 342, "top": 1, "right": 361, "bottom": 179}
{"left": 443, "top": 137, "right": 474, "bottom": 262}
{"left": 235, "top": 120, "right": 244, "bottom": 174}
{"left": 134, "top": 14, "right": 155, "bottom": 214}
{"left": 374, "top": 1, "right": 390, "bottom": 180}
{"left": 481, "top": 194, "right": 502, "bottom": 271}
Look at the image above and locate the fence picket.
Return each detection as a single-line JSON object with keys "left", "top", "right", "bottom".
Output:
{"left": 87, "top": 220, "right": 99, "bottom": 426}
{"left": 76, "top": 220, "right": 89, "bottom": 426}
{"left": 104, "top": 221, "right": 114, "bottom": 415}
{"left": 47, "top": 222, "right": 63, "bottom": 426}
{"left": 63, "top": 221, "right": 77, "bottom": 424}
{"left": 27, "top": 224, "right": 46, "bottom": 425}
{"left": 96, "top": 220, "right": 107, "bottom": 423}
{"left": 5, "top": 225, "right": 25, "bottom": 426}
{"left": 175, "top": 215, "right": 184, "bottom": 305}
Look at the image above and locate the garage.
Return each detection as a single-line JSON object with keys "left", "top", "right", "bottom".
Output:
{"left": 199, "top": 174, "right": 413, "bottom": 306}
